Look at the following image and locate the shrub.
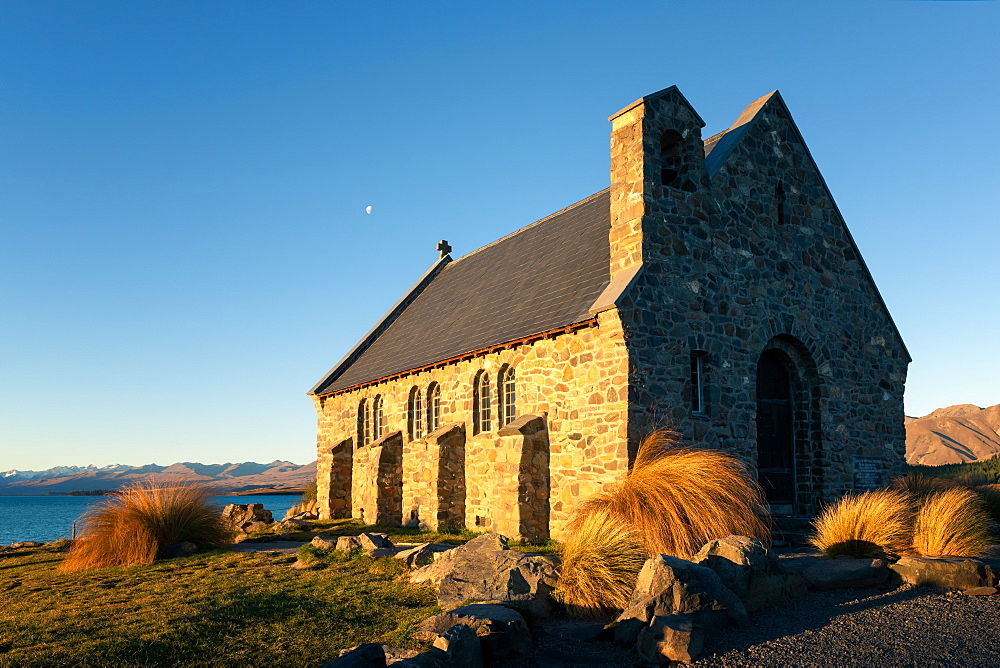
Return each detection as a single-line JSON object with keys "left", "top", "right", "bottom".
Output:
{"left": 911, "top": 487, "right": 994, "bottom": 558}
{"left": 577, "top": 430, "right": 770, "bottom": 560}
{"left": 892, "top": 473, "right": 1000, "bottom": 526}
{"left": 553, "top": 506, "right": 646, "bottom": 618}
{"left": 808, "top": 489, "right": 913, "bottom": 559}
{"left": 61, "top": 483, "right": 230, "bottom": 571}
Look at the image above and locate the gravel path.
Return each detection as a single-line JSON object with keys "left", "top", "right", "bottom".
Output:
{"left": 694, "top": 584, "right": 1000, "bottom": 667}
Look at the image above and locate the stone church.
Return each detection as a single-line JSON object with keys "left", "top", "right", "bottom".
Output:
{"left": 309, "top": 86, "right": 909, "bottom": 541}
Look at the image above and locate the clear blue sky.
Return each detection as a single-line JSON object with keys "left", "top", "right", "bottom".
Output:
{"left": 2, "top": 1, "right": 998, "bottom": 471}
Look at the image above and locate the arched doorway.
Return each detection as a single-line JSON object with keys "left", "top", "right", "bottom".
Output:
{"left": 756, "top": 349, "right": 796, "bottom": 509}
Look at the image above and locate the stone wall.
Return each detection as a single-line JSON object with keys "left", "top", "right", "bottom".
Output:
{"left": 607, "top": 89, "right": 909, "bottom": 513}
{"left": 352, "top": 430, "right": 403, "bottom": 525}
{"left": 312, "top": 308, "right": 631, "bottom": 539}
{"left": 402, "top": 422, "right": 466, "bottom": 531}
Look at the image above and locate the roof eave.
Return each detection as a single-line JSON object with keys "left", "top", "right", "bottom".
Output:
{"left": 308, "top": 254, "right": 453, "bottom": 396}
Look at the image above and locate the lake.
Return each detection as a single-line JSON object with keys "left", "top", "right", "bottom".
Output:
{"left": 0, "top": 494, "right": 301, "bottom": 545}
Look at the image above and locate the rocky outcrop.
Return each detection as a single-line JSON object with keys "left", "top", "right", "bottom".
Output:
{"left": 415, "top": 604, "right": 531, "bottom": 662}
{"left": 408, "top": 533, "right": 558, "bottom": 615}
{"left": 891, "top": 556, "right": 999, "bottom": 590}
{"left": 694, "top": 535, "right": 798, "bottom": 611}
{"left": 221, "top": 504, "right": 273, "bottom": 533}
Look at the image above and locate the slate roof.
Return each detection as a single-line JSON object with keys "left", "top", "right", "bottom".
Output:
{"left": 313, "top": 189, "right": 612, "bottom": 395}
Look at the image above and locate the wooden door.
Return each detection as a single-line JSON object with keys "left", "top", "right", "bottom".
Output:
{"left": 756, "top": 351, "right": 795, "bottom": 506}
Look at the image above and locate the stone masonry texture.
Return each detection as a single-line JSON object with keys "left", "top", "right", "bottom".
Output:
{"left": 311, "top": 86, "right": 909, "bottom": 538}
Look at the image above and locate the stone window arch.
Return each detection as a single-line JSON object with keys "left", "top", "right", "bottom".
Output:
{"left": 427, "top": 382, "right": 442, "bottom": 432}
{"left": 357, "top": 398, "right": 371, "bottom": 446}
{"left": 372, "top": 394, "right": 386, "bottom": 441}
{"left": 473, "top": 370, "right": 492, "bottom": 434}
{"left": 408, "top": 386, "right": 424, "bottom": 441}
{"left": 498, "top": 365, "right": 517, "bottom": 426}
{"left": 659, "top": 129, "right": 683, "bottom": 186}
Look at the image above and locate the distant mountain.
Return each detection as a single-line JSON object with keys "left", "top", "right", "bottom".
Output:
{"left": 0, "top": 460, "right": 317, "bottom": 495}
{"left": 906, "top": 404, "right": 1000, "bottom": 466}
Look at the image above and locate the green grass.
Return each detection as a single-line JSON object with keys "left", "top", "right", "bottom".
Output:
{"left": 0, "top": 542, "right": 438, "bottom": 667}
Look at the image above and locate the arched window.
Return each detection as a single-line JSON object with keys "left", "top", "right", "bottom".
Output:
{"left": 372, "top": 394, "right": 385, "bottom": 441}
{"left": 357, "top": 398, "right": 372, "bottom": 446}
{"left": 473, "top": 371, "right": 492, "bottom": 434}
{"left": 427, "top": 383, "right": 441, "bottom": 432}
{"left": 408, "top": 386, "right": 424, "bottom": 440}
{"left": 498, "top": 366, "right": 516, "bottom": 426}
{"left": 659, "top": 129, "right": 683, "bottom": 186}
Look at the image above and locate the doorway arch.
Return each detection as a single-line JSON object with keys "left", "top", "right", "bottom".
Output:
{"left": 755, "top": 336, "right": 822, "bottom": 514}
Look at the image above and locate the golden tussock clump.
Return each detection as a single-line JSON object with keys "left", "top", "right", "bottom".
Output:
{"left": 585, "top": 430, "right": 771, "bottom": 560}
{"left": 61, "top": 483, "right": 230, "bottom": 571}
{"left": 808, "top": 488, "right": 913, "bottom": 560}
{"left": 553, "top": 506, "right": 647, "bottom": 618}
{"left": 911, "top": 487, "right": 994, "bottom": 558}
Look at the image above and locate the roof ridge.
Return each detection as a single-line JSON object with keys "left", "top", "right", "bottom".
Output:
{"left": 452, "top": 188, "right": 610, "bottom": 264}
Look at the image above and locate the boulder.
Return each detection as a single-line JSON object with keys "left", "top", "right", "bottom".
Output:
{"left": 635, "top": 614, "right": 704, "bottom": 664}
{"left": 9, "top": 541, "right": 44, "bottom": 549}
{"left": 963, "top": 587, "right": 999, "bottom": 596}
{"left": 277, "top": 518, "right": 311, "bottom": 530}
{"left": 221, "top": 504, "right": 273, "bottom": 533}
{"left": 414, "top": 603, "right": 531, "bottom": 661}
{"left": 798, "top": 556, "right": 889, "bottom": 590}
{"left": 891, "top": 556, "right": 998, "bottom": 590}
{"left": 694, "top": 535, "right": 792, "bottom": 611}
{"left": 311, "top": 535, "right": 339, "bottom": 550}
{"left": 409, "top": 533, "right": 558, "bottom": 616}
{"left": 394, "top": 543, "right": 455, "bottom": 569}
{"left": 615, "top": 554, "right": 748, "bottom": 641}
{"left": 358, "top": 533, "right": 394, "bottom": 552}
{"left": 336, "top": 536, "right": 362, "bottom": 552}
{"left": 429, "top": 624, "right": 483, "bottom": 668}
{"left": 322, "top": 643, "right": 385, "bottom": 667}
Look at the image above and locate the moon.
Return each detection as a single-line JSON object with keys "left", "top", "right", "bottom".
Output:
{"left": 365, "top": 205, "right": 372, "bottom": 215}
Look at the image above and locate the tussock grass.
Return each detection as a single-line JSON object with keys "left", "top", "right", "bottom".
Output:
{"left": 553, "top": 507, "right": 646, "bottom": 618}
{"left": 809, "top": 489, "right": 913, "bottom": 559}
{"left": 911, "top": 487, "right": 994, "bottom": 558}
{"left": 61, "top": 483, "right": 230, "bottom": 571}
{"left": 890, "top": 472, "right": 959, "bottom": 500}
{"left": 580, "top": 431, "right": 770, "bottom": 560}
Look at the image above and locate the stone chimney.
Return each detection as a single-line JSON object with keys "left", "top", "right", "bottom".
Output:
{"left": 608, "top": 86, "right": 707, "bottom": 281}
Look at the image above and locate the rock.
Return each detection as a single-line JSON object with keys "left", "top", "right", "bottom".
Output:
{"left": 277, "top": 518, "right": 311, "bottom": 531}
{"left": 616, "top": 554, "right": 748, "bottom": 636}
{"left": 336, "top": 536, "right": 362, "bottom": 552}
{"left": 430, "top": 624, "right": 483, "bottom": 668}
{"left": 408, "top": 533, "right": 558, "bottom": 616}
{"left": 891, "top": 556, "right": 998, "bottom": 590}
{"left": 414, "top": 603, "right": 531, "bottom": 661}
{"left": 221, "top": 504, "right": 273, "bottom": 533}
{"left": 365, "top": 548, "right": 396, "bottom": 559}
{"left": 358, "top": 533, "right": 394, "bottom": 551}
{"left": 243, "top": 521, "right": 272, "bottom": 534}
{"left": 311, "top": 535, "right": 339, "bottom": 550}
{"left": 636, "top": 613, "right": 705, "bottom": 664}
{"left": 381, "top": 646, "right": 422, "bottom": 664}
{"left": 322, "top": 642, "right": 385, "bottom": 667}
{"left": 462, "top": 533, "right": 509, "bottom": 552}
{"left": 409, "top": 548, "right": 461, "bottom": 586}
{"left": 436, "top": 550, "right": 559, "bottom": 615}
{"left": 695, "top": 535, "right": 793, "bottom": 612}
{"left": 963, "top": 587, "right": 999, "bottom": 596}
{"left": 162, "top": 541, "right": 197, "bottom": 558}
{"left": 9, "top": 541, "right": 44, "bottom": 549}
{"left": 393, "top": 654, "right": 443, "bottom": 667}
{"left": 800, "top": 556, "right": 889, "bottom": 590}
{"left": 394, "top": 543, "right": 455, "bottom": 569}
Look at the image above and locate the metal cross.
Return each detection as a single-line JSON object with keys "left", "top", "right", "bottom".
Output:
{"left": 437, "top": 239, "right": 452, "bottom": 258}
